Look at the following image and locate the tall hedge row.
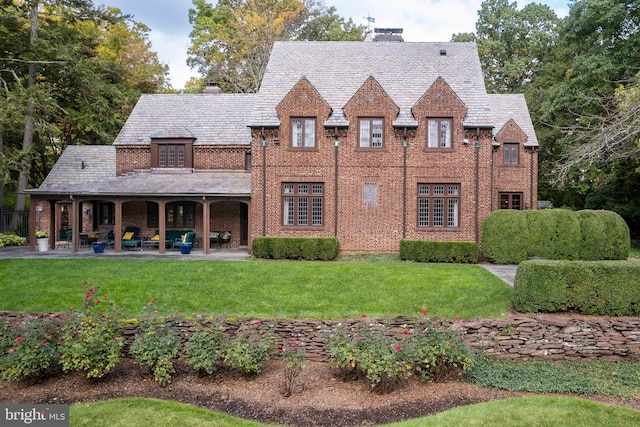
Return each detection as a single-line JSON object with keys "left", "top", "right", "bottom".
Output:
{"left": 513, "top": 260, "right": 640, "bottom": 316}
{"left": 481, "top": 209, "right": 630, "bottom": 264}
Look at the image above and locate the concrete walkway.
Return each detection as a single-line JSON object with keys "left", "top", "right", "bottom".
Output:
{"left": 0, "top": 245, "right": 250, "bottom": 261}
{"left": 479, "top": 263, "right": 517, "bottom": 286}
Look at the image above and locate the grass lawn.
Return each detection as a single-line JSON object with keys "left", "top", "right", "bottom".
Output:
{"left": 70, "top": 396, "right": 640, "bottom": 427}
{"left": 0, "top": 259, "right": 511, "bottom": 319}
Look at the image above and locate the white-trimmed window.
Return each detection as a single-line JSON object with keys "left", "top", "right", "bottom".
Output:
{"left": 291, "top": 118, "right": 316, "bottom": 148}
{"left": 359, "top": 118, "right": 384, "bottom": 148}
{"left": 283, "top": 183, "right": 323, "bottom": 227}
{"left": 418, "top": 184, "right": 460, "bottom": 228}
{"left": 427, "top": 118, "right": 452, "bottom": 148}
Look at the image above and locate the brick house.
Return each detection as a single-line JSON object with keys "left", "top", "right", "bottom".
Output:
{"left": 27, "top": 39, "right": 538, "bottom": 254}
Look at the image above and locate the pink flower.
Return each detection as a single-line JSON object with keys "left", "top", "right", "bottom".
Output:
{"left": 455, "top": 315, "right": 460, "bottom": 320}
{"left": 461, "top": 321, "right": 467, "bottom": 326}
{"left": 114, "top": 336, "right": 119, "bottom": 341}
{"left": 361, "top": 314, "right": 367, "bottom": 318}
{"left": 85, "top": 293, "right": 91, "bottom": 298}
{"left": 15, "top": 337, "right": 22, "bottom": 343}
{"left": 41, "top": 340, "right": 46, "bottom": 345}
{"left": 396, "top": 345, "right": 401, "bottom": 351}
{"left": 403, "top": 330, "right": 409, "bottom": 336}
{"left": 8, "top": 348, "right": 14, "bottom": 354}
{"left": 470, "top": 343, "right": 477, "bottom": 348}
{"left": 69, "top": 306, "right": 74, "bottom": 310}
{"left": 38, "top": 313, "right": 44, "bottom": 318}
{"left": 294, "top": 341, "right": 301, "bottom": 347}
{"left": 49, "top": 335, "right": 54, "bottom": 339}
{"left": 95, "top": 299, "right": 101, "bottom": 304}
{"left": 49, "top": 313, "right": 56, "bottom": 319}
{"left": 422, "top": 309, "right": 428, "bottom": 315}
{"left": 253, "top": 320, "right": 261, "bottom": 325}
{"left": 399, "top": 367, "right": 403, "bottom": 372}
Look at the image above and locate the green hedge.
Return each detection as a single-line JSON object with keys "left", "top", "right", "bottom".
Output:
{"left": 481, "top": 209, "right": 630, "bottom": 264}
{"left": 512, "top": 260, "right": 640, "bottom": 316}
{"left": 399, "top": 240, "right": 478, "bottom": 263}
{"left": 251, "top": 237, "right": 339, "bottom": 260}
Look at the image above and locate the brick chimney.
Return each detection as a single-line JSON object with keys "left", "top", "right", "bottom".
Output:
{"left": 203, "top": 82, "right": 222, "bottom": 94}
{"left": 373, "top": 28, "right": 404, "bottom": 42}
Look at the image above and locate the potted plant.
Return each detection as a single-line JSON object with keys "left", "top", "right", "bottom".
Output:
{"left": 36, "top": 230, "right": 49, "bottom": 252}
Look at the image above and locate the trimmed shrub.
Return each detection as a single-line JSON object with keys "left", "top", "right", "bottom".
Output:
{"left": 400, "top": 240, "right": 478, "bottom": 263}
{"left": 481, "top": 210, "right": 529, "bottom": 264}
{"left": 482, "top": 209, "right": 630, "bottom": 264}
{"left": 252, "top": 237, "right": 339, "bottom": 260}
{"left": 513, "top": 260, "right": 640, "bottom": 316}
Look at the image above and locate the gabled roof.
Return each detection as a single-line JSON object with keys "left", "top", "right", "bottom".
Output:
{"left": 488, "top": 94, "right": 539, "bottom": 147}
{"left": 28, "top": 145, "right": 251, "bottom": 197}
{"left": 114, "top": 94, "right": 255, "bottom": 146}
{"left": 250, "top": 41, "right": 493, "bottom": 128}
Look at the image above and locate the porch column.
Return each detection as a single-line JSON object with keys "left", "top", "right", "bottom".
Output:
{"left": 203, "top": 199, "right": 210, "bottom": 255}
{"left": 71, "top": 196, "right": 79, "bottom": 252}
{"left": 114, "top": 200, "right": 123, "bottom": 252}
{"left": 29, "top": 199, "right": 37, "bottom": 251}
{"left": 158, "top": 200, "right": 166, "bottom": 254}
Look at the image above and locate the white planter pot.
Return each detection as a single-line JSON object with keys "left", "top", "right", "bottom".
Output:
{"left": 37, "top": 238, "right": 49, "bottom": 252}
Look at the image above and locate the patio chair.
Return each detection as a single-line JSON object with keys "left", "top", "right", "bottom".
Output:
{"left": 219, "top": 231, "right": 231, "bottom": 248}
{"left": 121, "top": 226, "right": 142, "bottom": 250}
{"left": 100, "top": 230, "right": 115, "bottom": 249}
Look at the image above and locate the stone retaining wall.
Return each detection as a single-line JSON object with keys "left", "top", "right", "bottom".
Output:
{"left": 3, "top": 312, "right": 640, "bottom": 362}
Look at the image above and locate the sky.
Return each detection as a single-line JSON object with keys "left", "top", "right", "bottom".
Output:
{"left": 100, "top": 0, "right": 571, "bottom": 90}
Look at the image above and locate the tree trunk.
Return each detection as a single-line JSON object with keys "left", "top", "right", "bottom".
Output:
{"left": 15, "top": 0, "right": 39, "bottom": 211}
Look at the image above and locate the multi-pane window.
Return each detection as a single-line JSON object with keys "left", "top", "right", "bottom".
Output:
{"left": 427, "top": 118, "right": 452, "bottom": 148}
{"left": 166, "top": 202, "right": 195, "bottom": 228}
{"left": 158, "top": 144, "right": 185, "bottom": 167}
{"left": 504, "top": 143, "right": 519, "bottom": 165}
{"left": 418, "top": 184, "right": 460, "bottom": 228}
{"left": 283, "top": 183, "right": 323, "bottom": 227}
{"left": 500, "top": 193, "right": 522, "bottom": 210}
{"left": 359, "top": 118, "right": 384, "bottom": 148}
{"left": 291, "top": 118, "right": 316, "bottom": 148}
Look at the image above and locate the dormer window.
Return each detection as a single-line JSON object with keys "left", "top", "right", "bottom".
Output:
{"left": 427, "top": 118, "right": 452, "bottom": 148}
{"left": 291, "top": 118, "right": 316, "bottom": 148}
{"left": 151, "top": 140, "right": 193, "bottom": 168}
{"left": 359, "top": 118, "right": 384, "bottom": 148}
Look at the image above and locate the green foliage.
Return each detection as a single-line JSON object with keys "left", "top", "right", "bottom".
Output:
{"left": 513, "top": 260, "right": 640, "bottom": 315}
{"left": 0, "top": 316, "right": 60, "bottom": 381}
{"left": 58, "top": 284, "right": 124, "bottom": 379}
{"left": 481, "top": 210, "right": 529, "bottom": 263}
{"left": 251, "top": 237, "right": 339, "bottom": 260}
{"left": 280, "top": 340, "right": 305, "bottom": 397}
{"left": 400, "top": 240, "right": 478, "bottom": 263}
{"left": 183, "top": 324, "right": 226, "bottom": 376}
{"left": 467, "top": 358, "right": 640, "bottom": 398}
{"left": 327, "top": 317, "right": 475, "bottom": 393}
{"left": 222, "top": 331, "right": 273, "bottom": 378}
{"left": 0, "top": 233, "right": 27, "bottom": 248}
{"left": 129, "top": 323, "right": 181, "bottom": 387}
{"left": 482, "top": 209, "right": 630, "bottom": 263}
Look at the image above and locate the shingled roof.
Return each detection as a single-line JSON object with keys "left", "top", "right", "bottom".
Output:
{"left": 28, "top": 145, "right": 251, "bottom": 197}
{"left": 114, "top": 93, "right": 255, "bottom": 146}
{"left": 250, "top": 41, "right": 493, "bottom": 129}
{"left": 488, "top": 94, "right": 539, "bottom": 147}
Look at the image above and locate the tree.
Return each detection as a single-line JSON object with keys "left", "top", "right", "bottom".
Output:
{"left": 453, "top": 0, "right": 559, "bottom": 94}
{"left": 187, "top": 0, "right": 365, "bottom": 93}
{"left": 0, "top": 0, "right": 168, "bottom": 210}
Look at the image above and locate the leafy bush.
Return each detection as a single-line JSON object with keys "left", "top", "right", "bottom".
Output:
{"left": 252, "top": 237, "right": 339, "bottom": 260}
{"left": 327, "top": 317, "right": 475, "bottom": 393}
{"left": 513, "top": 260, "right": 640, "bottom": 315}
{"left": 129, "top": 323, "right": 181, "bottom": 387}
{"left": 0, "top": 232, "right": 27, "bottom": 248}
{"left": 482, "top": 209, "right": 630, "bottom": 264}
{"left": 400, "top": 240, "right": 478, "bottom": 263}
{"left": 280, "top": 340, "right": 305, "bottom": 397}
{"left": 222, "top": 332, "right": 273, "bottom": 378}
{"left": 0, "top": 316, "right": 60, "bottom": 381}
{"left": 58, "top": 284, "right": 124, "bottom": 379}
{"left": 184, "top": 324, "right": 226, "bottom": 376}
{"left": 481, "top": 210, "right": 529, "bottom": 263}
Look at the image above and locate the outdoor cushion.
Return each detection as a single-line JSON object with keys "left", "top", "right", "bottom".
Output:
{"left": 123, "top": 232, "right": 134, "bottom": 240}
